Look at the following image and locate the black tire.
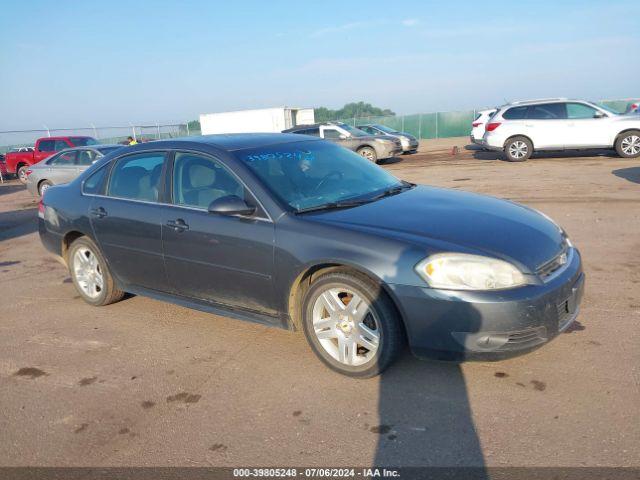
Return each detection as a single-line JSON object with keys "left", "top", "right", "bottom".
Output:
{"left": 38, "top": 180, "right": 52, "bottom": 197}
{"left": 301, "top": 271, "right": 404, "bottom": 378}
{"left": 357, "top": 146, "right": 378, "bottom": 163}
{"left": 17, "top": 165, "right": 29, "bottom": 184}
{"left": 615, "top": 130, "right": 640, "bottom": 158}
{"left": 67, "top": 236, "right": 125, "bottom": 306}
{"left": 504, "top": 136, "right": 533, "bottom": 162}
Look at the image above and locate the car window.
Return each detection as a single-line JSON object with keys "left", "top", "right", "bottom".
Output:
{"left": 358, "top": 126, "right": 374, "bottom": 134}
{"left": 108, "top": 152, "right": 165, "bottom": 202}
{"left": 50, "top": 151, "right": 77, "bottom": 166}
{"left": 503, "top": 106, "right": 528, "bottom": 120}
{"left": 296, "top": 128, "right": 320, "bottom": 137}
{"left": 70, "top": 137, "right": 98, "bottom": 146}
{"left": 322, "top": 128, "right": 342, "bottom": 139}
{"left": 566, "top": 103, "right": 599, "bottom": 119}
{"left": 172, "top": 152, "right": 245, "bottom": 210}
{"left": 83, "top": 166, "right": 108, "bottom": 195}
{"left": 38, "top": 140, "right": 56, "bottom": 152}
{"left": 54, "top": 140, "right": 70, "bottom": 150}
{"left": 77, "top": 150, "right": 99, "bottom": 166}
{"left": 527, "top": 103, "right": 567, "bottom": 119}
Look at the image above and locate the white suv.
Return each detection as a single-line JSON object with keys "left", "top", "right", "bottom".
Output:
{"left": 483, "top": 98, "right": 640, "bottom": 161}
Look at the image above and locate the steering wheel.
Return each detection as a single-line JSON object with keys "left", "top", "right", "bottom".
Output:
{"left": 312, "top": 170, "right": 344, "bottom": 193}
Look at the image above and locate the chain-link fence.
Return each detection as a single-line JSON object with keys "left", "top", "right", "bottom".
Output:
{"left": 1, "top": 98, "right": 637, "bottom": 154}
{"left": 332, "top": 98, "right": 640, "bottom": 140}
{"left": 0, "top": 123, "right": 201, "bottom": 154}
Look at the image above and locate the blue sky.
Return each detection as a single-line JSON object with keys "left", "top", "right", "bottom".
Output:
{"left": 1, "top": 0, "right": 639, "bottom": 129}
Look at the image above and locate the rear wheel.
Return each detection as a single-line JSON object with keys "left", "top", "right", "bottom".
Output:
{"left": 357, "top": 146, "right": 377, "bottom": 163}
{"left": 615, "top": 130, "right": 640, "bottom": 158}
{"left": 17, "top": 165, "right": 29, "bottom": 184}
{"left": 504, "top": 136, "right": 533, "bottom": 162}
{"left": 38, "top": 180, "right": 52, "bottom": 197}
{"left": 301, "top": 271, "right": 403, "bottom": 378}
{"left": 68, "top": 236, "right": 124, "bottom": 306}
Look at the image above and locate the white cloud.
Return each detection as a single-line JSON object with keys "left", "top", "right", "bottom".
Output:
{"left": 402, "top": 18, "right": 419, "bottom": 27}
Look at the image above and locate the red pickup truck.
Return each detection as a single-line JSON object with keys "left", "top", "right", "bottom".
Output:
{"left": 5, "top": 136, "right": 98, "bottom": 183}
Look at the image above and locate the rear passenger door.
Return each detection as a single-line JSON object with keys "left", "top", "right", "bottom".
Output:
{"left": 525, "top": 103, "right": 569, "bottom": 149}
{"left": 89, "top": 151, "right": 169, "bottom": 291}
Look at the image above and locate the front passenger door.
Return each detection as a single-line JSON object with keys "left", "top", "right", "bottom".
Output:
{"left": 161, "top": 151, "right": 276, "bottom": 315}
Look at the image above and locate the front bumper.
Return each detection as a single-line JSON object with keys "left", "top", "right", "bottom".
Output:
{"left": 388, "top": 248, "right": 584, "bottom": 359}
{"left": 402, "top": 140, "right": 420, "bottom": 152}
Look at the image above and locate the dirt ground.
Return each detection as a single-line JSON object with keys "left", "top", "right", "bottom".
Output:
{"left": 0, "top": 138, "right": 639, "bottom": 468}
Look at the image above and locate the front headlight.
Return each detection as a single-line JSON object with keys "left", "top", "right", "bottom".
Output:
{"left": 415, "top": 253, "right": 526, "bottom": 290}
{"left": 399, "top": 136, "right": 410, "bottom": 147}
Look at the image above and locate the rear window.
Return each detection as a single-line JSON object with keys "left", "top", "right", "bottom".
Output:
{"left": 70, "top": 137, "right": 98, "bottom": 146}
{"left": 528, "top": 103, "right": 567, "bottom": 119}
{"left": 503, "top": 106, "right": 528, "bottom": 120}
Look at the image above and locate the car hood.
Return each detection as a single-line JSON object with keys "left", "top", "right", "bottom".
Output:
{"left": 305, "top": 185, "right": 565, "bottom": 273}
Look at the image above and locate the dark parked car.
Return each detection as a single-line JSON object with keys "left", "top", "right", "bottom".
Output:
{"left": 283, "top": 122, "right": 402, "bottom": 162}
{"left": 39, "top": 134, "right": 584, "bottom": 377}
{"left": 356, "top": 124, "right": 419, "bottom": 153}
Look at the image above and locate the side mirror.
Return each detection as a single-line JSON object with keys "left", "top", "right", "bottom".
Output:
{"left": 208, "top": 195, "right": 256, "bottom": 216}
{"left": 594, "top": 111, "right": 607, "bottom": 119}
{"left": 339, "top": 134, "right": 347, "bottom": 140}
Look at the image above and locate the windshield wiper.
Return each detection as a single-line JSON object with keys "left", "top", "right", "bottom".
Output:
{"left": 370, "top": 181, "right": 415, "bottom": 200}
{"left": 295, "top": 198, "right": 372, "bottom": 214}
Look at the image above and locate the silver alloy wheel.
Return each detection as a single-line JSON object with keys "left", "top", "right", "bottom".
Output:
{"left": 18, "top": 168, "right": 28, "bottom": 183}
{"left": 509, "top": 141, "right": 528, "bottom": 159}
{"left": 359, "top": 149, "right": 375, "bottom": 161}
{"left": 39, "top": 183, "right": 50, "bottom": 196}
{"left": 621, "top": 135, "right": 640, "bottom": 156}
{"left": 73, "top": 247, "right": 104, "bottom": 299}
{"left": 311, "top": 286, "right": 380, "bottom": 366}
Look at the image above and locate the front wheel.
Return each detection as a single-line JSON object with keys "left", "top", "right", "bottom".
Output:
{"left": 357, "top": 146, "right": 378, "bottom": 163}
{"left": 504, "top": 136, "right": 533, "bottom": 162}
{"left": 301, "top": 271, "right": 403, "bottom": 378}
{"left": 68, "top": 236, "right": 125, "bottom": 306}
{"left": 17, "top": 165, "right": 29, "bottom": 184}
{"left": 615, "top": 131, "right": 640, "bottom": 158}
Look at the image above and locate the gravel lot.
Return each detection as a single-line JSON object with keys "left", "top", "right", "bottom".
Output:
{"left": 0, "top": 138, "right": 639, "bottom": 468}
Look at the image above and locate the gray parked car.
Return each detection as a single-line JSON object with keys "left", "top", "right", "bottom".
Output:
{"left": 26, "top": 145, "right": 123, "bottom": 196}
{"left": 283, "top": 122, "right": 402, "bottom": 162}
{"left": 356, "top": 124, "right": 419, "bottom": 153}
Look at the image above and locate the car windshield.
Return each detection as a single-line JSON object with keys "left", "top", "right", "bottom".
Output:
{"left": 238, "top": 140, "right": 404, "bottom": 212}
{"left": 373, "top": 124, "right": 400, "bottom": 134}
{"left": 70, "top": 137, "right": 99, "bottom": 146}
{"left": 335, "top": 123, "right": 369, "bottom": 137}
{"left": 590, "top": 102, "right": 619, "bottom": 115}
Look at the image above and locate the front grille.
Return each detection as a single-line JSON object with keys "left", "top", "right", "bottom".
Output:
{"left": 537, "top": 242, "right": 570, "bottom": 280}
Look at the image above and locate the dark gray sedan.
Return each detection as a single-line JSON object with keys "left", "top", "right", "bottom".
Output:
{"left": 38, "top": 134, "right": 584, "bottom": 377}
{"left": 26, "top": 145, "right": 123, "bottom": 196}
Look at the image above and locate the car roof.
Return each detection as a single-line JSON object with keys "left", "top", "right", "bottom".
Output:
{"left": 137, "top": 133, "right": 322, "bottom": 151}
{"left": 506, "top": 98, "right": 570, "bottom": 106}
{"left": 56, "top": 144, "right": 122, "bottom": 152}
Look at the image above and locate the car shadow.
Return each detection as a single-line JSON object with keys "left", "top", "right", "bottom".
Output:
{"left": 373, "top": 248, "right": 487, "bottom": 473}
{"left": 0, "top": 183, "right": 24, "bottom": 196}
{"left": 0, "top": 208, "right": 38, "bottom": 242}
{"left": 469, "top": 145, "right": 619, "bottom": 162}
{"left": 378, "top": 157, "right": 403, "bottom": 166}
{"left": 612, "top": 167, "right": 640, "bottom": 184}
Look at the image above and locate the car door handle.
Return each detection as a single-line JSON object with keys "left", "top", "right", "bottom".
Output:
{"left": 90, "top": 207, "right": 107, "bottom": 218}
{"left": 166, "top": 218, "right": 189, "bottom": 232}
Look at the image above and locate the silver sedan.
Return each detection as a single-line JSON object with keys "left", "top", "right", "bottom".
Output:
{"left": 26, "top": 145, "right": 123, "bottom": 197}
